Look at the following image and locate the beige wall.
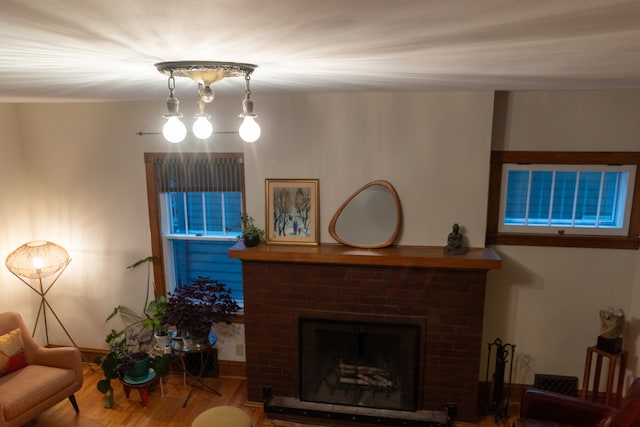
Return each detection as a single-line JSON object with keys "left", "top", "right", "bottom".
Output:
{"left": 0, "top": 89, "right": 638, "bottom": 386}
{"left": 0, "top": 104, "right": 34, "bottom": 319}
{"left": 484, "top": 90, "right": 640, "bottom": 389}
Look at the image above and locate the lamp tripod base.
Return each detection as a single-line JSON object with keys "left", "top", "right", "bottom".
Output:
{"left": 12, "top": 267, "right": 94, "bottom": 372}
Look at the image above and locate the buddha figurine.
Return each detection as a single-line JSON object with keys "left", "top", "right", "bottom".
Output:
{"left": 444, "top": 223, "right": 466, "bottom": 255}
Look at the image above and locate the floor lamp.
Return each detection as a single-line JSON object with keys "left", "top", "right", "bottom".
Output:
{"left": 5, "top": 240, "right": 78, "bottom": 347}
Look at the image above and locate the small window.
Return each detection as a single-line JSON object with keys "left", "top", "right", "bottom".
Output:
{"left": 486, "top": 152, "right": 640, "bottom": 249}
{"left": 500, "top": 164, "right": 635, "bottom": 236}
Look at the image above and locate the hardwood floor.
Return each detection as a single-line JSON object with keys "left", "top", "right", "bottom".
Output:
{"left": 28, "top": 365, "right": 517, "bottom": 427}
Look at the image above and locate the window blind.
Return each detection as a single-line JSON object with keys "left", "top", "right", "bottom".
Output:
{"left": 153, "top": 155, "right": 244, "bottom": 193}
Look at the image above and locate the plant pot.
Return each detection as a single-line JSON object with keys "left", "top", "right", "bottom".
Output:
{"left": 188, "top": 330, "right": 211, "bottom": 345}
{"left": 154, "top": 331, "right": 171, "bottom": 348}
{"left": 125, "top": 354, "right": 150, "bottom": 380}
{"left": 243, "top": 234, "right": 260, "bottom": 247}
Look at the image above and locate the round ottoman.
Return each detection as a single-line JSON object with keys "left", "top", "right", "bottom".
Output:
{"left": 191, "top": 405, "right": 252, "bottom": 427}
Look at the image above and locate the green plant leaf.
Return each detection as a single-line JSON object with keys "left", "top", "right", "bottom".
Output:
{"left": 100, "top": 352, "right": 120, "bottom": 376}
{"left": 97, "top": 379, "right": 112, "bottom": 394}
{"left": 126, "top": 255, "right": 157, "bottom": 270}
{"left": 151, "top": 354, "right": 173, "bottom": 377}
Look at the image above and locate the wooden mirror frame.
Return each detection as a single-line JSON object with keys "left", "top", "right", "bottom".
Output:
{"left": 328, "top": 180, "right": 402, "bottom": 249}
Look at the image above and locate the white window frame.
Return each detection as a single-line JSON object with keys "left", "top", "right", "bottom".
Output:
{"left": 158, "top": 193, "right": 239, "bottom": 294}
{"left": 499, "top": 164, "right": 636, "bottom": 237}
{"left": 486, "top": 151, "right": 640, "bottom": 249}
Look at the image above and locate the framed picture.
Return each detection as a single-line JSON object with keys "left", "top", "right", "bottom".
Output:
{"left": 265, "top": 179, "right": 319, "bottom": 245}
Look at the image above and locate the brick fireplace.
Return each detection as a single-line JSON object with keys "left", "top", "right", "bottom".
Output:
{"left": 229, "top": 243, "right": 501, "bottom": 425}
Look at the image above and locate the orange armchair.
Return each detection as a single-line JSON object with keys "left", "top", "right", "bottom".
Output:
{"left": 0, "top": 311, "right": 83, "bottom": 427}
{"left": 516, "top": 377, "right": 640, "bottom": 427}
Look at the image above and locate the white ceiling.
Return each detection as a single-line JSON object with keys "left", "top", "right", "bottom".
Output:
{"left": 1, "top": 0, "right": 639, "bottom": 102}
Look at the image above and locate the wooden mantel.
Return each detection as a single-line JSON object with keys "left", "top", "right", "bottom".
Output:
{"left": 229, "top": 242, "right": 501, "bottom": 270}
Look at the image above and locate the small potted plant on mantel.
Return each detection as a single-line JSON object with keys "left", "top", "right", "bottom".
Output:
{"left": 239, "top": 213, "right": 264, "bottom": 247}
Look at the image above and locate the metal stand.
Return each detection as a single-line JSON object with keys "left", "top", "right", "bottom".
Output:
{"left": 9, "top": 260, "right": 93, "bottom": 371}
{"left": 171, "top": 336, "right": 221, "bottom": 407}
{"left": 180, "top": 348, "right": 221, "bottom": 407}
{"left": 485, "top": 338, "right": 515, "bottom": 423}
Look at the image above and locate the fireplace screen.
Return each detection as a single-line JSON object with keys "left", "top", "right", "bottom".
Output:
{"left": 299, "top": 317, "right": 420, "bottom": 412}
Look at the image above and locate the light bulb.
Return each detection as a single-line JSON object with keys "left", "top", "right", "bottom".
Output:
{"left": 239, "top": 116, "right": 261, "bottom": 143}
{"left": 192, "top": 116, "right": 213, "bottom": 140}
{"left": 32, "top": 257, "right": 44, "bottom": 269}
{"left": 162, "top": 116, "right": 187, "bottom": 143}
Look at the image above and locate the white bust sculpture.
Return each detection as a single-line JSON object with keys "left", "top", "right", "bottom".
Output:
{"left": 599, "top": 307, "right": 625, "bottom": 339}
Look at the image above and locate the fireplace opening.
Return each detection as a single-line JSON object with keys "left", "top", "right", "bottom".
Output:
{"left": 299, "top": 317, "right": 421, "bottom": 412}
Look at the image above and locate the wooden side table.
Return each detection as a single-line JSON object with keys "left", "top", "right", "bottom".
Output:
{"left": 581, "top": 345, "right": 627, "bottom": 407}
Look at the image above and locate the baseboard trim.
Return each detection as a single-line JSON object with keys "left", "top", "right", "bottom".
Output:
{"left": 67, "top": 346, "right": 245, "bottom": 378}
{"left": 218, "top": 359, "right": 246, "bottom": 378}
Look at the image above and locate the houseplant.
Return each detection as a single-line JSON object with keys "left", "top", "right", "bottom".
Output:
{"left": 95, "top": 327, "right": 172, "bottom": 408}
{"left": 102, "top": 256, "right": 171, "bottom": 347}
{"left": 144, "top": 295, "right": 171, "bottom": 347}
{"left": 162, "top": 277, "right": 240, "bottom": 344}
{"left": 94, "top": 256, "right": 173, "bottom": 408}
{"left": 239, "top": 213, "right": 264, "bottom": 247}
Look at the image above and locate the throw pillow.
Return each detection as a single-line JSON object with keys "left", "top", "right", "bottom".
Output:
{"left": 0, "top": 328, "right": 27, "bottom": 377}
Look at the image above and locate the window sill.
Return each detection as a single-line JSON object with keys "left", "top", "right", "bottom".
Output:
{"left": 230, "top": 313, "right": 244, "bottom": 324}
{"left": 164, "top": 234, "right": 239, "bottom": 241}
{"left": 486, "top": 233, "right": 640, "bottom": 249}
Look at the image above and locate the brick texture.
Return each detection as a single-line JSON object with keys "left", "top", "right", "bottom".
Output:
{"left": 242, "top": 261, "right": 488, "bottom": 423}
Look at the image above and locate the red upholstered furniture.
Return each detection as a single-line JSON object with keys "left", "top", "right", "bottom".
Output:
{"left": 0, "top": 312, "right": 83, "bottom": 427}
{"left": 516, "top": 377, "right": 640, "bottom": 427}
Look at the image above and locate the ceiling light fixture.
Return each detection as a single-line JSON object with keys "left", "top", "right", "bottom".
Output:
{"left": 155, "top": 61, "right": 260, "bottom": 143}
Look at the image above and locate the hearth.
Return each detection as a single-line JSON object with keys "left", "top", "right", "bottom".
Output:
{"left": 299, "top": 317, "right": 420, "bottom": 412}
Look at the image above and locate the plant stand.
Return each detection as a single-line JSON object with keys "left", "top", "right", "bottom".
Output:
{"left": 120, "top": 369, "right": 158, "bottom": 407}
{"left": 170, "top": 335, "right": 221, "bottom": 407}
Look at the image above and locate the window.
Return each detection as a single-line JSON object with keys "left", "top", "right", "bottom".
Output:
{"left": 144, "top": 153, "right": 246, "bottom": 305}
{"left": 501, "top": 165, "right": 634, "bottom": 235}
{"left": 161, "top": 191, "right": 243, "bottom": 299}
{"left": 487, "top": 152, "right": 640, "bottom": 249}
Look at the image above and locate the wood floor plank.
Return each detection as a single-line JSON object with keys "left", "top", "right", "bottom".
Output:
{"left": 28, "top": 365, "right": 516, "bottom": 426}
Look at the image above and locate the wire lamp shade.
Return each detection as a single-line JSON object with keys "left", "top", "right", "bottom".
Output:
{"left": 5, "top": 240, "right": 70, "bottom": 279}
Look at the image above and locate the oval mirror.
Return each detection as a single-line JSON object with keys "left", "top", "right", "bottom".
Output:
{"left": 328, "top": 180, "right": 402, "bottom": 248}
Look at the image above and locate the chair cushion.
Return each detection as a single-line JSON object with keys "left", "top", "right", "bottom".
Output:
{"left": 0, "top": 328, "right": 27, "bottom": 377}
{"left": 0, "top": 364, "right": 78, "bottom": 422}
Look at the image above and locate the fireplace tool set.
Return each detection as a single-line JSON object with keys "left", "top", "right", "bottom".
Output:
{"left": 484, "top": 337, "right": 516, "bottom": 423}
